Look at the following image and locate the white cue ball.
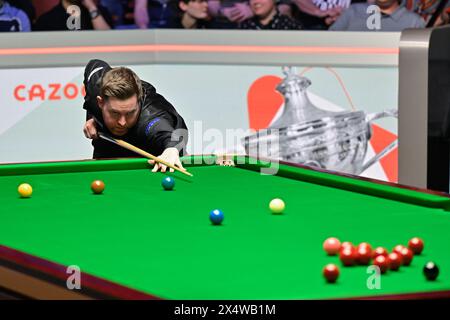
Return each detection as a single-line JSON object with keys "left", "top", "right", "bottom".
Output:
{"left": 269, "top": 198, "right": 285, "bottom": 214}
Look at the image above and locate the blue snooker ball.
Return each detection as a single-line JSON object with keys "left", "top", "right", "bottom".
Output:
{"left": 210, "top": 209, "right": 224, "bottom": 225}
{"left": 161, "top": 176, "right": 175, "bottom": 190}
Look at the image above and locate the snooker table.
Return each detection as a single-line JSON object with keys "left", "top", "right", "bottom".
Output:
{"left": 1, "top": 155, "right": 450, "bottom": 300}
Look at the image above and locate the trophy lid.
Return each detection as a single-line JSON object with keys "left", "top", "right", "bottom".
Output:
{"left": 270, "top": 66, "right": 346, "bottom": 129}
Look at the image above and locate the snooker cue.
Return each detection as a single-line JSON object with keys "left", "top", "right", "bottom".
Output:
{"left": 98, "top": 133, "right": 193, "bottom": 177}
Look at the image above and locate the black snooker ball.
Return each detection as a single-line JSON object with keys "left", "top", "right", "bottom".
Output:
{"left": 423, "top": 262, "right": 439, "bottom": 281}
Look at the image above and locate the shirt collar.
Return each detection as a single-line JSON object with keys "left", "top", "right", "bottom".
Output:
{"left": 384, "top": 6, "right": 408, "bottom": 22}
{"left": 253, "top": 10, "right": 281, "bottom": 28}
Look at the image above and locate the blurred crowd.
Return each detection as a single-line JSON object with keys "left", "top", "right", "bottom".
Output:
{"left": 0, "top": 0, "right": 449, "bottom": 32}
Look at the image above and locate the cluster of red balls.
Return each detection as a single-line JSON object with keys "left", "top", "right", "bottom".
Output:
{"left": 322, "top": 237, "right": 424, "bottom": 283}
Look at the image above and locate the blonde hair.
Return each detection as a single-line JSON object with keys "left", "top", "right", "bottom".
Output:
{"left": 100, "top": 67, "right": 143, "bottom": 101}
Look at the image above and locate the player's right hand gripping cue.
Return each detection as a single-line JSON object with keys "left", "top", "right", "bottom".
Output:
{"left": 83, "top": 118, "right": 98, "bottom": 139}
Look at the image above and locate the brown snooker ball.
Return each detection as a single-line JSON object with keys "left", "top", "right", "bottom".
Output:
{"left": 91, "top": 180, "right": 105, "bottom": 194}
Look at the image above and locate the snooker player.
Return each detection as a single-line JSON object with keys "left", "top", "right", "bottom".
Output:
{"left": 82, "top": 59, "right": 188, "bottom": 172}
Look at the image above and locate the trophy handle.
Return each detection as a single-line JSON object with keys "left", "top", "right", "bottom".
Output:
{"left": 360, "top": 109, "right": 398, "bottom": 174}
{"left": 365, "top": 109, "right": 398, "bottom": 123}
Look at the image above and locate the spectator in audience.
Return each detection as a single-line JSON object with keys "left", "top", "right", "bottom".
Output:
{"left": 167, "top": 0, "right": 214, "bottom": 28}
{"left": 207, "top": 0, "right": 254, "bottom": 28}
{"left": 0, "top": 0, "right": 30, "bottom": 31}
{"left": 134, "top": 0, "right": 175, "bottom": 28}
{"left": 435, "top": 6, "right": 450, "bottom": 25}
{"left": 34, "top": 0, "right": 113, "bottom": 31}
{"left": 8, "top": 0, "right": 34, "bottom": 23}
{"left": 101, "top": 0, "right": 125, "bottom": 26}
{"left": 291, "top": 0, "right": 356, "bottom": 30}
{"left": 207, "top": 0, "right": 294, "bottom": 29}
{"left": 101, "top": 0, "right": 139, "bottom": 28}
{"left": 240, "top": 0, "right": 302, "bottom": 29}
{"left": 329, "top": 0, "right": 425, "bottom": 31}
{"left": 275, "top": 0, "right": 296, "bottom": 17}
{"left": 403, "top": 0, "right": 450, "bottom": 26}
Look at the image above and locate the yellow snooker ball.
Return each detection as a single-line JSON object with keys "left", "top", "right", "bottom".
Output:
{"left": 18, "top": 183, "right": 33, "bottom": 198}
{"left": 269, "top": 198, "right": 285, "bottom": 214}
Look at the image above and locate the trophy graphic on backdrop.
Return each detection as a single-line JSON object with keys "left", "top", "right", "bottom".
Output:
{"left": 242, "top": 66, "right": 398, "bottom": 175}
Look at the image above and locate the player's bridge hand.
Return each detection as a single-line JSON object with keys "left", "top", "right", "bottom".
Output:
{"left": 148, "top": 147, "right": 185, "bottom": 173}
{"left": 83, "top": 118, "right": 98, "bottom": 140}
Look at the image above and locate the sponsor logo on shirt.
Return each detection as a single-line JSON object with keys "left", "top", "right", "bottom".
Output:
{"left": 145, "top": 117, "right": 161, "bottom": 135}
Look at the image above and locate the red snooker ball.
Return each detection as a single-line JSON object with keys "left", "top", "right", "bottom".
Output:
{"left": 340, "top": 247, "right": 356, "bottom": 266}
{"left": 408, "top": 237, "right": 424, "bottom": 255}
{"left": 388, "top": 252, "right": 402, "bottom": 271}
{"left": 393, "top": 245, "right": 407, "bottom": 255}
{"left": 356, "top": 246, "right": 372, "bottom": 265}
{"left": 373, "top": 255, "right": 389, "bottom": 274}
{"left": 372, "top": 247, "right": 388, "bottom": 259}
{"left": 341, "top": 242, "right": 354, "bottom": 251}
{"left": 399, "top": 247, "right": 414, "bottom": 266}
{"left": 357, "top": 242, "right": 372, "bottom": 252}
{"left": 323, "top": 264, "right": 340, "bottom": 283}
{"left": 323, "top": 237, "right": 341, "bottom": 256}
